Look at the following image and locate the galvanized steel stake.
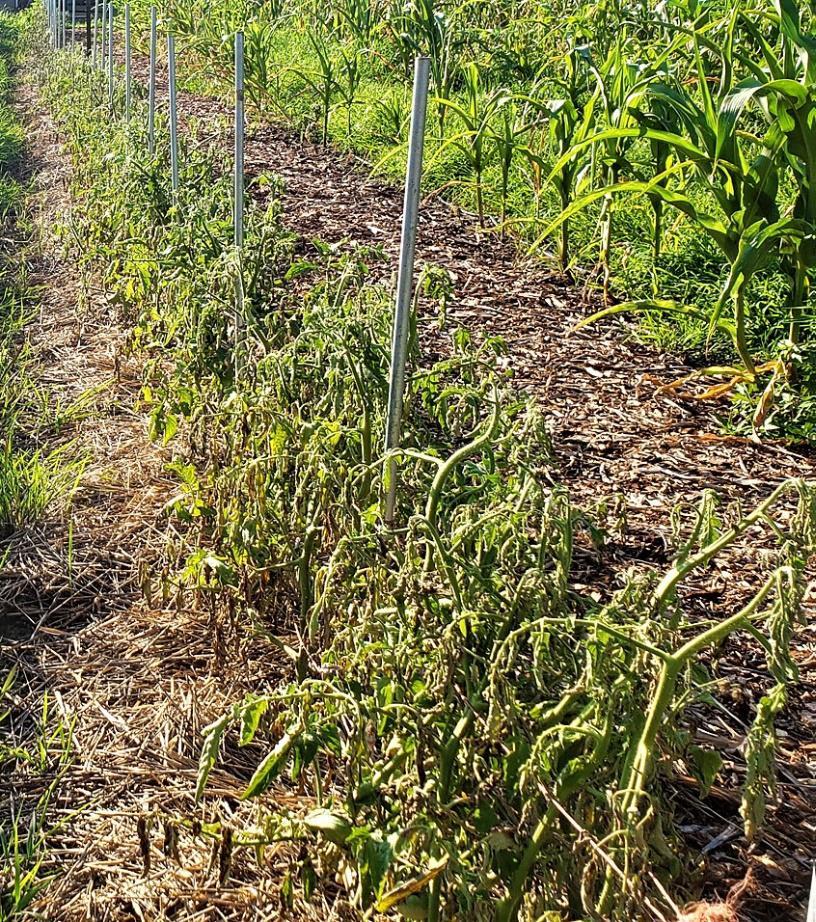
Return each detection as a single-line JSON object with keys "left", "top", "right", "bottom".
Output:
{"left": 100, "top": 3, "right": 106, "bottom": 71}
{"left": 234, "top": 32, "right": 244, "bottom": 252}
{"left": 124, "top": 3, "right": 131, "bottom": 118}
{"left": 148, "top": 6, "right": 156, "bottom": 153}
{"left": 383, "top": 56, "right": 430, "bottom": 524}
{"left": 107, "top": 1, "right": 114, "bottom": 111}
{"left": 234, "top": 31, "right": 244, "bottom": 371}
{"left": 91, "top": 0, "right": 98, "bottom": 66}
{"left": 168, "top": 34, "right": 179, "bottom": 195}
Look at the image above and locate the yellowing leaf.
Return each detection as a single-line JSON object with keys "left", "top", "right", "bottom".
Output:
{"left": 375, "top": 857, "right": 448, "bottom": 912}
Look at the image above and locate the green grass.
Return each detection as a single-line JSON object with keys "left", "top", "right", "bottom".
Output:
{"left": 1, "top": 672, "right": 76, "bottom": 922}
{"left": 0, "top": 440, "right": 84, "bottom": 537}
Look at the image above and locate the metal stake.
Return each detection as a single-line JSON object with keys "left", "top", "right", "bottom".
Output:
{"left": 148, "top": 6, "right": 156, "bottom": 153}
{"left": 70, "top": 0, "right": 75, "bottom": 46}
{"left": 99, "top": 2, "right": 105, "bottom": 70}
{"left": 234, "top": 31, "right": 244, "bottom": 369}
{"left": 234, "top": 32, "right": 244, "bottom": 252}
{"left": 107, "top": 1, "right": 114, "bottom": 111}
{"left": 383, "top": 56, "right": 430, "bottom": 524}
{"left": 168, "top": 34, "right": 179, "bottom": 195}
{"left": 124, "top": 3, "right": 131, "bottom": 118}
{"left": 91, "top": 0, "right": 98, "bottom": 66}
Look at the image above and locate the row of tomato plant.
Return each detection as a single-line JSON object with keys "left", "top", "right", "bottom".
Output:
{"left": 34, "top": 12, "right": 816, "bottom": 919}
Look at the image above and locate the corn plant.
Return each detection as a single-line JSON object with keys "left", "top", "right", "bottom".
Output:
{"left": 580, "top": 32, "right": 672, "bottom": 299}
{"left": 488, "top": 96, "right": 534, "bottom": 234}
{"left": 437, "top": 62, "right": 511, "bottom": 226}
{"left": 372, "top": 90, "right": 409, "bottom": 145}
{"left": 631, "top": 86, "right": 684, "bottom": 264}
{"left": 484, "top": 13, "right": 549, "bottom": 82}
{"left": 333, "top": 0, "right": 378, "bottom": 43}
{"left": 538, "top": 12, "right": 816, "bottom": 409}
{"left": 386, "top": 0, "right": 459, "bottom": 129}
{"left": 243, "top": 19, "right": 281, "bottom": 112}
{"left": 335, "top": 41, "right": 361, "bottom": 137}
{"left": 523, "top": 45, "right": 597, "bottom": 270}
{"left": 739, "top": 0, "right": 816, "bottom": 355}
{"left": 290, "top": 31, "right": 341, "bottom": 146}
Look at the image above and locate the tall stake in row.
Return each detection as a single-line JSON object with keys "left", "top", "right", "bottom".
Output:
{"left": 148, "top": 7, "right": 157, "bottom": 153}
{"left": 168, "top": 34, "right": 179, "bottom": 195}
{"left": 234, "top": 31, "right": 245, "bottom": 371}
{"left": 99, "top": 2, "right": 106, "bottom": 71}
{"left": 124, "top": 3, "right": 131, "bottom": 119}
{"left": 71, "top": 0, "right": 75, "bottom": 47}
{"left": 107, "top": 1, "right": 114, "bottom": 111}
{"left": 91, "top": 0, "right": 98, "bottom": 66}
{"left": 383, "top": 56, "right": 430, "bottom": 524}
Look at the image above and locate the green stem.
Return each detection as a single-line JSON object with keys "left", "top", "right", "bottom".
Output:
{"left": 618, "top": 570, "right": 781, "bottom": 822}
{"left": 652, "top": 197, "right": 662, "bottom": 263}
{"left": 598, "top": 571, "right": 782, "bottom": 915}
{"left": 427, "top": 709, "right": 477, "bottom": 922}
{"left": 649, "top": 479, "right": 795, "bottom": 619}
{"left": 733, "top": 287, "right": 756, "bottom": 377}
{"left": 424, "top": 395, "right": 500, "bottom": 532}
{"left": 299, "top": 525, "right": 320, "bottom": 635}
{"left": 788, "top": 254, "right": 807, "bottom": 353}
{"left": 495, "top": 806, "right": 556, "bottom": 922}
{"left": 558, "top": 183, "right": 570, "bottom": 271}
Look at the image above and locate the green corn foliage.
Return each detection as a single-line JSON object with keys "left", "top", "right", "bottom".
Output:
{"left": 436, "top": 62, "right": 511, "bottom": 226}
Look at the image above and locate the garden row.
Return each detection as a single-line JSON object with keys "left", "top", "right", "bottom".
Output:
{"left": 31, "top": 5, "right": 816, "bottom": 919}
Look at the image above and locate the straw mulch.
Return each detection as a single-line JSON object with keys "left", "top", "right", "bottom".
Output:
{"left": 0, "top": 67, "right": 335, "bottom": 922}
